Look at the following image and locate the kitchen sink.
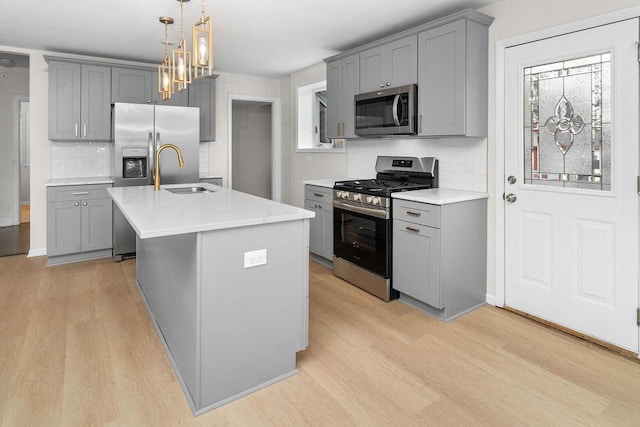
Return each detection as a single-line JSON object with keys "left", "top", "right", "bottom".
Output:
{"left": 165, "top": 186, "right": 214, "bottom": 194}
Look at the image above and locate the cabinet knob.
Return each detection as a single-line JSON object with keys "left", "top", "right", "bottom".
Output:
{"left": 74, "top": 202, "right": 79, "bottom": 207}
{"left": 380, "top": 83, "right": 385, "bottom": 88}
{"left": 386, "top": 82, "right": 391, "bottom": 87}
{"left": 83, "top": 201, "right": 88, "bottom": 206}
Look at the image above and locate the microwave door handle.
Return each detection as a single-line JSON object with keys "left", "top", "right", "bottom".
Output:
{"left": 392, "top": 94, "right": 401, "bottom": 126}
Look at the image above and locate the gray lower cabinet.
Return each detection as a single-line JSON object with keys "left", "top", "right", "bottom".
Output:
{"left": 392, "top": 198, "right": 487, "bottom": 321}
{"left": 304, "top": 185, "right": 333, "bottom": 260}
{"left": 47, "top": 184, "right": 113, "bottom": 265}
{"left": 326, "top": 54, "right": 359, "bottom": 139}
{"left": 359, "top": 35, "right": 417, "bottom": 93}
{"left": 199, "top": 177, "right": 223, "bottom": 186}
{"left": 47, "top": 60, "right": 111, "bottom": 141}
{"left": 417, "top": 17, "right": 489, "bottom": 137}
{"left": 189, "top": 76, "right": 217, "bottom": 141}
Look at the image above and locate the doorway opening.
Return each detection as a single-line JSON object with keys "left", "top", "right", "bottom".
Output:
{"left": 228, "top": 95, "right": 281, "bottom": 201}
{"left": 0, "top": 52, "right": 29, "bottom": 257}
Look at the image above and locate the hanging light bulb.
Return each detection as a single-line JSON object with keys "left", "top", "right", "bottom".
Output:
{"left": 171, "top": 0, "right": 192, "bottom": 92}
{"left": 158, "top": 16, "right": 174, "bottom": 101}
{"left": 192, "top": 0, "right": 213, "bottom": 79}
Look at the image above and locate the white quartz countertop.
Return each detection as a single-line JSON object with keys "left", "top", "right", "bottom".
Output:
{"left": 303, "top": 178, "right": 353, "bottom": 188}
{"left": 392, "top": 188, "right": 488, "bottom": 205}
{"left": 108, "top": 183, "right": 315, "bottom": 239}
{"left": 46, "top": 177, "right": 114, "bottom": 187}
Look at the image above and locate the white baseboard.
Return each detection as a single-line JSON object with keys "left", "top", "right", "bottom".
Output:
{"left": 28, "top": 248, "right": 46, "bottom": 258}
{"left": 485, "top": 293, "right": 496, "bottom": 306}
{"left": 0, "top": 218, "right": 13, "bottom": 227}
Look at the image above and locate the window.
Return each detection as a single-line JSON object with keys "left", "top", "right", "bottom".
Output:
{"left": 297, "top": 80, "right": 336, "bottom": 150}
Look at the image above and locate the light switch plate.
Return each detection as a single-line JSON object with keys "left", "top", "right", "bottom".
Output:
{"left": 244, "top": 249, "right": 267, "bottom": 268}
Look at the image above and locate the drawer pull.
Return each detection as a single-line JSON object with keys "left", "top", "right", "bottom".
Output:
{"left": 406, "top": 211, "right": 421, "bottom": 217}
{"left": 313, "top": 193, "right": 324, "bottom": 198}
{"left": 406, "top": 226, "right": 420, "bottom": 233}
{"left": 72, "top": 191, "right": 89, "bottom": 196}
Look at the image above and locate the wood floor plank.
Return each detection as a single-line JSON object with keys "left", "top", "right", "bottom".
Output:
{"left": 1, "top": 255, "right": 639, "bottom": 426}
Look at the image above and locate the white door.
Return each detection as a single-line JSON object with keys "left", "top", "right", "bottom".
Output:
{"left": 504, "top": 19, "right": 639, "bottom": 353}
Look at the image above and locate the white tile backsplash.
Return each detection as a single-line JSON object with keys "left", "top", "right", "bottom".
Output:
{"left": 51, "top": 141, "right": 211, "bottom": 180}
{"left": 347, "top": 137, "right": 487, "bottom": 192}
{"left": 51, "top": 141, "right": 113, "bottom": 179}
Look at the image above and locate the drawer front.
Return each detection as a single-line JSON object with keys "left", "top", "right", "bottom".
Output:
{"left": 47, "top": 184, "right": 112, "bottom": 202}
{"left": 393, "top": 199, "right": 440, "bottom": 228}
{"left": 305, "top": 185, "right": 332, "bottom": 204}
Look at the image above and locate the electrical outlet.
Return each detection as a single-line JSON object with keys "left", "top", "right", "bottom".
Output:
{"left": 244, "top": 249, "right": 267, "bottom": 268}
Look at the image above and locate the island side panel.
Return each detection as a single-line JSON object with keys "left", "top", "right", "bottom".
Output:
{"left": 199, "top": 219, "right": 310, "bottom": 408}
{"left": 137, "top": 233, "right": 198, "bottom": 404}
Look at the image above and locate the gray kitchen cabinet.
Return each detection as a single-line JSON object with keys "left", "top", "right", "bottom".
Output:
{"left": 199, "top": 177, "right": 223, "bottom": 186}
{"left": 48, "top": 60, "right": 111, "bottom": 141}
{"left": 359, "top": 35, "right": 417, "bottom": 93}
{"left": 392, "top": 197, "right": 486, "bottom": 322}
{"left": 189, "top": 76, "right": 217, "bottom": 141}
{"left": 418, "top": 17, "right": 490, "bottom": 137}
{"left": 326, "top": 54, "right": 359, "bottom": 139}
{"left": 47, "top": 184, "right": 113, "bottom": 265}
{"left": 112, "top": 67, "right": 189, "bottom": 106}
{"left": 304, "top": 185, "right": 333, "bottom": 260}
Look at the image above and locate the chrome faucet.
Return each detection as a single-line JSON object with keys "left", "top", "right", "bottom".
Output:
{"left": 154, "top": 143, "right": 184, "bottom": 191}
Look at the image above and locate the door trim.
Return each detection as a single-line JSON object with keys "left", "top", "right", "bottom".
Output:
{"left": 494, "top": 5, "right": 640, "bottom": 308}
{"left": 227, "top": 94, "right": 282, "bottom": 202}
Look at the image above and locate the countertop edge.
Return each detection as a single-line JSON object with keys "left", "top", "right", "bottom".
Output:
{"left": 392, "top": 188, "right": 489, "bottom": 205}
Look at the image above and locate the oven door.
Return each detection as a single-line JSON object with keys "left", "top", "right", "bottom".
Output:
{"left": 333, "top": 200, "right": 390, "bottom": 278}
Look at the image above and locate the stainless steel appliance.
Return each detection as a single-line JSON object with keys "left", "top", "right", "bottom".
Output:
{"left": 333, "top": 156, "right": 438, "bottom": 301}
{"left": 354, "top": 84, "right": 418, "bottom": 136}
{"left": 112, "top": 102, "right": 199, "bottom": 260}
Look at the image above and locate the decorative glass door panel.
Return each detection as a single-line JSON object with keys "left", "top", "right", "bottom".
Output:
{"left": 523, "top": 54, "right": 611, "bottom": 190}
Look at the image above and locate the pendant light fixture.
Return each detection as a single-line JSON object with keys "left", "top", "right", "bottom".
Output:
{"left": 172, "top": 0, "right": 192, "bottom": 92}
{"left": 192, "top": 0, "right": 213, "bottom": 79}
{"left": 158, "top": 16, "right": 175, "bottom": 101}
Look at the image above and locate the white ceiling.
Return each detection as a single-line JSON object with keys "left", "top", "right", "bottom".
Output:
{"left": 0, "top": 0, "right": 499, "bottom": 77}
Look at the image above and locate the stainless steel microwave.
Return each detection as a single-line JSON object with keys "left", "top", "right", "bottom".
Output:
{"left": 354, "top": 84, "right": 417, "bottom": 136}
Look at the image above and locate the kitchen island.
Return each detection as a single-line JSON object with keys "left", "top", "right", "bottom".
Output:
{"left": 108, "top": 183, "right": 314, "bottom": 415}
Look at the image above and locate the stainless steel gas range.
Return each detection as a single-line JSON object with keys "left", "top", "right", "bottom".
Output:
{"left": 333, "top": 156, "right": 438, "bottom": 301}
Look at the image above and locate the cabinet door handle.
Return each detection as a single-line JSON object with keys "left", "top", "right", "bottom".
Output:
{"left": 83, "top": 123, "right": 87, "bottom": 137}
{"left": 72, "top": 191, "right": 89, "bottom": 196}
{"left": 337, "top": 123, "right": 341, "bottom": 136}
{"left": 74, "top": 123, "right": 79, "bottom": 137}
{"left": 313, "top": 193, "right": 324, "bottom": 198}
{"left": 405, "top": 226, "right": 420, "bottom": 233}
{"left": 74, "top": 202, "right": 80, "bottom": 207}
{"left": 419, "top": 115, "right": 423, "bottom": 134}
{"left": 406, "top": 211, "right": 421, "bottom": 217}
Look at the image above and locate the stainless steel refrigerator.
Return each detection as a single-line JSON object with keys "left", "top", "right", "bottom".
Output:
{"left": 112, "top": 102, "right": 200, "bottom": 260}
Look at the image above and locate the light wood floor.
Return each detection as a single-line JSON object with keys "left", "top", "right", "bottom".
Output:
{"left": 1, "top": 255, "right": 639, "bottom": 426}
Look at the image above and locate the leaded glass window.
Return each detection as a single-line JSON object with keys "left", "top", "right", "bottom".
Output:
{"left": 524, "top": 53, "right": 610, "bottom": 190}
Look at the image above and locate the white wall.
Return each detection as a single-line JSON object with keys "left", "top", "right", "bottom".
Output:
{"left": 288, "top": 63, "right": 348, "bottom": 209}
{"left": 477, "top": 0, "right": 640, "bottom": 300}
{"left": 0, "top": 64, "right": 29, "bottom": 225}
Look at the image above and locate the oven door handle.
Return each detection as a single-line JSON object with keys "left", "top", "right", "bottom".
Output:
{"left": 333, "top": 200, "right": 389, "bottom": 220}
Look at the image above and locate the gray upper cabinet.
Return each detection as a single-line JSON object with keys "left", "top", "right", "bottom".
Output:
{"left": 48, "top": 60, "right": 111, "bottom": 141}
{"left": 359, "top": 35, "right": 417, "bottom": 93}
{"left": 111, "top": 67, "right": 154, "bottom": 104}
{"left": 326, "top": 54, "right": 359, "bottom": 139}
{"left": 418, "top": 18, "right": 489, "bottom": 137}
{"left": 189, "top": 76, "right": 217, "bottom": 141}
{"left": 112, "top": 66, "right": 189, "bottom": 106}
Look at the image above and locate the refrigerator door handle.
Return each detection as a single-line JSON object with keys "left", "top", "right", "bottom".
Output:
{"left": 148, "top": 132, "right": 154, "bottom": 182}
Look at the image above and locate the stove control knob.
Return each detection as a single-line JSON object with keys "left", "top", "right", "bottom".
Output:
{"left": 371, "top": 197, "right": 380, "bottom": 205}
{"left": 353, "top": 194, "right": 362, "bottom": 202}
{"left": 342, "top": 191, "right": 349, "bottom": 199}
